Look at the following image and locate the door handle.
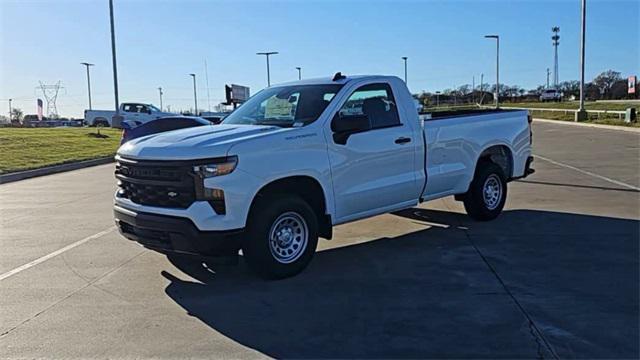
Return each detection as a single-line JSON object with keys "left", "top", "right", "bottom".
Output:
{"left": 395, "top": 137, "right": 412, "bottom": 144}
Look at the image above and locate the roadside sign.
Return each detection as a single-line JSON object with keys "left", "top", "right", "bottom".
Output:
{"left": 225, "top": 84, "right": 250, "bottom": 105}
{"left": 628, "top": 76, "right": 636, "bottom": 94}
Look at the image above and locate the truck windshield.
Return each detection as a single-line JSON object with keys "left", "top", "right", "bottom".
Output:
{"left": 222, "top": 84, "right": 343, "bottom": 127}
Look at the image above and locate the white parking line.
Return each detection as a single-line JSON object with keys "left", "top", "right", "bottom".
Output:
{"left": 534, "top": 155, "right": 640, "bottom": 191}
{"left": 0, "top": 226, "right": 116, "bottom": 281}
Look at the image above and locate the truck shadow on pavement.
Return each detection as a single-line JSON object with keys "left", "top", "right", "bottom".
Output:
{"left": 162, "top": 208, "right": 639, "bottom": 359}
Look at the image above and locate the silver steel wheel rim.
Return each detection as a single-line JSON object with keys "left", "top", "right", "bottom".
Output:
{"left": 268, "top": 212, "right": 308, "bottom": 264}
{"left": 483, "top": 174, "right": 502, "bottom": 210}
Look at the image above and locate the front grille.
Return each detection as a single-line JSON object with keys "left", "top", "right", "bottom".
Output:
{"left": 115, "top": 157, "right": 197, "bottom": 209}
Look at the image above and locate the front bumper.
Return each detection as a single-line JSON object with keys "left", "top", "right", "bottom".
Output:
{"left": 114, "top": 205, "right": 242, "bottom": 256}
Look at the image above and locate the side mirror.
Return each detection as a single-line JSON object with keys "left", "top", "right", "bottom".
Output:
{"left": 331, "top": 113, "right": 372, "bottom": 144}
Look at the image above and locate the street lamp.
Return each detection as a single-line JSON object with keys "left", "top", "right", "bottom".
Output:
{"left": 256, "top": 51, "right": 278, "bottom": 87}
{"left": 189, "top": 74, "right": 198, "bottom": 115}
{"left": 296, "top": 67, "right": 302, "bottom": 80}
{"left": 158, "top": 87, "right": 163, "bottom": 111}
{"left": 435, "top": 91, "right": 441, "bottom": 107}
{"left": 484, "top": 34, "right": 500, "bottom": 108}
{"left": 108, "top": 0, "right": 121, "bottom": 127}
{"left": 80, "top": 62, "right": 94, "bottom": 110}
{"left": 576, "top": 0, "right": 588, "bottom": 121}
{"left": 401, "top": 57, "right": 408, "bottom": 84}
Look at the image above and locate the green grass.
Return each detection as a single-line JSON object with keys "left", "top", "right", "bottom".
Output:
{"left": 0, "top": 128, "right": 122, "bottom": 174}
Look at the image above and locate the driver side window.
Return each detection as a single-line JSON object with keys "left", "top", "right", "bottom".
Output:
{"left": 339, "top": 83, "right": 401, "bottom": 129}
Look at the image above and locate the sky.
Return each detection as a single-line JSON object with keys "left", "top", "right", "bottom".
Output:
{"left": 1, "top": 0, "right": 638, "bottom": 118}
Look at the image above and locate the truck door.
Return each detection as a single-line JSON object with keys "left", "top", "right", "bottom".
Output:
{"left": 327, "top": 82, "right": 417, "bottom": 222}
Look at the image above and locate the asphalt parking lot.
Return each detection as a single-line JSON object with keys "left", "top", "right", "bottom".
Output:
{"left": 1, "top": 121, "right": 638, "bottom": 359}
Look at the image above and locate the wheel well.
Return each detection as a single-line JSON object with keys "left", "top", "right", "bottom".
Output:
{"left": 251, "top": 176, "right": 332, "bottom": 239}
{"left": 477, "top": 145, "right": 513, "bottom": 179}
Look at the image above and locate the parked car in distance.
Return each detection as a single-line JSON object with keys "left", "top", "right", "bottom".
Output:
{"left": 114, "top": 74, "right": 534, "bottom": 279}
{"left": 120, "top": 116, "right": 211, "bottom": 144}
{"left": 85, "top": 103, "right": 177, "bottom": 127}
{"left": 539, "top": 89, "right": 562, "bottom": 102}
{"left": 199, "top": 111, "right": 231, "bottom": 124}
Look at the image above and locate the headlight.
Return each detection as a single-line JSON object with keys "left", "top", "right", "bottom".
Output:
{"left": 193, "top": 156, "right": 238, "bottom": 178}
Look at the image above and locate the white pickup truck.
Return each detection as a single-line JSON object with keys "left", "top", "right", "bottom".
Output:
{"left": 84, "top": 103, "right": 176, "bottom": 127}
{"left": 114, "top": 74, "right": 534, "bottom": 279}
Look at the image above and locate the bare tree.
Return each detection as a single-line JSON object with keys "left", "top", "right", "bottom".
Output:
{"left": 593, "top": 70, "right": 622, "bottom": 98}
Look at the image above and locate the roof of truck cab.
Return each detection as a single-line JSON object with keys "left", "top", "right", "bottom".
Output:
{"left": 274, "top": 75, "right": 400, "bottom": 87}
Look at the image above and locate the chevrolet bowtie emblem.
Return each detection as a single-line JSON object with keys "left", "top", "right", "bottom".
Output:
{"left": 167, "top": 191, "right": 178, "bottom": 198}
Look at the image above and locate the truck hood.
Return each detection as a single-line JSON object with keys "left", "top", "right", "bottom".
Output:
{"left": 117, "top": 124, "right": 286, "bottom": 160}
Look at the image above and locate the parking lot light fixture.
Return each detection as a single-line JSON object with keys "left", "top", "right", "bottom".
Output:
{"left": 576, "top": 0, "right": 588, "bottom": 122}
{"left": 402, "top": 57, "right": 408, "bottom": 84}
{"left": 484, "top": 35, "right": 500, "bottom": 109}
{"left": 296, "top": 67, "right": 302, "bottom": 80}
{"left": 80, "top": 62, "right": 94, "bottom": 110}
{"left": 108, "top": 0, "right": 121, "bottom": 126}
{"left": 189, "top": 74, "right": 197, "bottom": 115}
{"left": 257, "top": 51, "right": 278, "bottom": 87}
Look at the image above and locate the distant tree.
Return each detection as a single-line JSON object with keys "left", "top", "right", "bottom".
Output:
{"left": 610, "top": 79, "right": 628, "bottom": 99}
{"left": 10, "top": 108, "right": 23, "bottom": 122}
{"left": 593, "top": 70, "right": 622, "bottom": 98}
{"left": 559, "top": 80, "right": 580, "bottom": 98}
{"left": 457, "top": 84, "right": 471, "bottom": 95}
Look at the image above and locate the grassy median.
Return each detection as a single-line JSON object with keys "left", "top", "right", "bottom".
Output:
{"left": 0, "top": 127, "right": 122, "bottom": 174}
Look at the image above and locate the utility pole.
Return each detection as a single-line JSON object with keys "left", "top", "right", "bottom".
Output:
{"left": 80, "top": 62, "right": 94, "bottom": 110}
{"left": 256, "top": 51, "right": 278, "bottom": 87}
{"left": 109, "top": 0, "right": 121, "bottom": 127}
{"left": 296, "top": 67, "right": 302, "bottom": 80}
{"left": 576, "top": 0, "right": 587, "bottom": 121}
{"left": 547, "top": 68, "right": 551, "bottom": 89}
{"left": 402, "top": 57, "right": 408, "bottom": 84}
{"left": 8, "top": 98, "right": 12, "bottom": 121}
{"left": 484, "top": 35, "right": 500, "bottom": 108}
{"left": 552, "top": 27, "right": 560, "bottom": 89}
{"left": 204, "top": 59, "right": 211, "bottom": 112}
{"left": 189, "top": 74, "right": 198, "bottom": 115}
{"left": 472, "top": 76, "right": 475, "bottom": 103}
{"left": 158, "top": 87, "right": 163, "bottom": 111}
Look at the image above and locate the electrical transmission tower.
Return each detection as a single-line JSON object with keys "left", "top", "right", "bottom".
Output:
{"left": 37, "top": 81, "right": 64, "bottom": 118}
{"left": 552, "top": 27, "right": 560, "bottom": 89}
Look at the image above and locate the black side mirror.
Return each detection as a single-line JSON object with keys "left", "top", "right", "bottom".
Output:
{"left": 331, "top": 113, "right": 372, "bottom": 144}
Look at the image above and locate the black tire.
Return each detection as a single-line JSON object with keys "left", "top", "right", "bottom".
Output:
{"left": 463, "top": 161, "right": 507, "bottom": 221}
{"left": 243, "top": 195, "right": 318, "bottom": 279}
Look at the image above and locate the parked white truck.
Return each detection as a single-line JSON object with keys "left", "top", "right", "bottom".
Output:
{"left": 114, "top": 74, "right": 534, "bottom": 279}
{"left": 85, "top": 103, "right": 176, "bottom": 127}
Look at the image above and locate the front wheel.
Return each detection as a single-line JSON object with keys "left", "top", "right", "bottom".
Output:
{"left": 463, "top": 162, "right": 507, "bottom": 221}
{"left": 243, "top": 195, "right": 318, "bottom": 279}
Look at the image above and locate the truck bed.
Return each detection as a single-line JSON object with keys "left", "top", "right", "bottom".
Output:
{"left": 420, "top": 108, "right": 522, "bottom": 120}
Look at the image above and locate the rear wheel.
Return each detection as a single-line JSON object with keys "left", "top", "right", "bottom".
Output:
{"left": 463, "top": 161, "right": 507, "bottom": 221}
{"left": 243, "top": 195, "right": 318, "bottom": 279}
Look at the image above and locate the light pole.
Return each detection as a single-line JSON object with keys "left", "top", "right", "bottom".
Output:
{"left": 256, "top": 51, "right": 278, "bottom": 87}
{"left": 109, "top": 0, "right": 121, "bottom": 127}
{"left": 296, "top": 67, "right": 302, "bottom": 80}
{"left": 576, "top": 0, "right": 588, "bottom": 122}
{"left": 8, "top": 98, "right": 12, "bottom": 122}
{"left": 547, "top": 68, "right": 551, "bottom": 89}
{"left": 402, "top": 57, "right": 408, "bottom": 84}
{"left": 484, "top": 35, "right": 500, "bottom": 108}
{"left": 80, "top": 62, "right": 94, "bottom": 110}
{"left": 158, "top": 87, "right": 163, "bottom": 111}
{"left": 189, "top": 74, "right": 198, "bottom": 115}
{"left": 435, "top": 91, "right": 441, "bottom": 107}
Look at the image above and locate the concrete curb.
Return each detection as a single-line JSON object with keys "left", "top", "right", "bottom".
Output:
{"left": 533, "top": 118, "right": 640, "bottom": 133}
{"left": 0, "top": 157, "right": 115, "bottom": 184}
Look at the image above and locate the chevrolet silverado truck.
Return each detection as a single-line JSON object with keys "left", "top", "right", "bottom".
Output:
{"left": 114, "top": 74, "right": 534, "bottom": 279}
{"left": 85, "top": 103, "right": 176, "bottom": 127}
